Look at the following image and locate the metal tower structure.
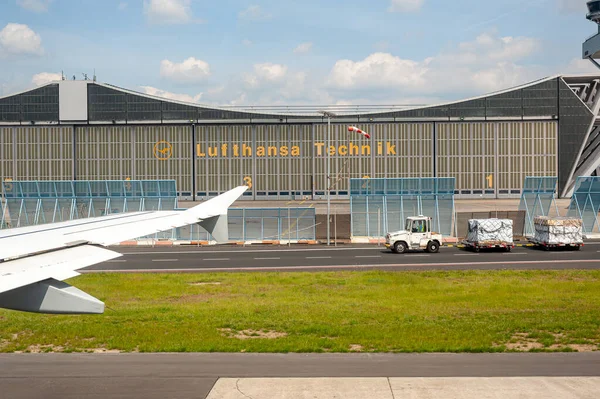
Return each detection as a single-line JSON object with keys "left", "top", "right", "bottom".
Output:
{"left": 584, "top": 1, "right": 600, "bottom": 68}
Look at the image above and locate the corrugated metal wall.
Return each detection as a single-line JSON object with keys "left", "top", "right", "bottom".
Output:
{"left": 75, "top": 125, "right": 193, "bottom": 197}
{"left": 0, "top": 121, "right": 558, "bottom": 199}
{"left": 1, "top": 126, "right": 72, "bottom": 181}
{"left": 437, "top": 121, "right": 557, "bottom": 197}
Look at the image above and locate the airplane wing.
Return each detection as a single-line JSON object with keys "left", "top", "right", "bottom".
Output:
{"left": 0, "top": 185, "right": 248, "bottom": 314}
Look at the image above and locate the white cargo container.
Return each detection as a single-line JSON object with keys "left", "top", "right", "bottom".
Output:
{"left": 530, "top": 217, "right": 584, "bottom": 249}
{"left": 462, "top": 218, "right": 514, "bottom": 252}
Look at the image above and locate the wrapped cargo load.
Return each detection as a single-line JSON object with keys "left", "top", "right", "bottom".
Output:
{"left": 533, "top": 217, "right": 583, "bottom": 245}
{"left": 466, "top": 219, "right": 513, "bottom": 244}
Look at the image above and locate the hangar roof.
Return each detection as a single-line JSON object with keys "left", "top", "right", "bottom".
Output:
{"left": 0, "top": 74, "right": 599, "bottom": 124}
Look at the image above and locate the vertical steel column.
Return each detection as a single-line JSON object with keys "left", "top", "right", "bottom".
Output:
{"left": 17, "top": 198, "right": 24, "bottom": 227}
{"left": 350, "top": 195, "right": 354, "bottom": 238}
{"left": 311, "top": 124, "right": 315, "bottom": 199}
{"left": 365, "top": 195, "right": 370, "bottom": 238}
{"left": 0, "top": 198, "right": 6, "bottom": 228}
{"left": 327, "top": 117, "right": 330, "bottom": 245}
{"left": 72, "top": 125, "right": 77, "bottom": 180}
{"left": 191, "top": 123, "right": 196, "bottom": 201}
{"left": 12, "top": 127, "right": 17, "bottom": 181}
{"left": 432, "top": 122, "right": 437, "bottom": 177}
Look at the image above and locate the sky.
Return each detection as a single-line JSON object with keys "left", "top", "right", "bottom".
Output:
{"left": 0, "top": 0, "right": 598, "bottom": 106}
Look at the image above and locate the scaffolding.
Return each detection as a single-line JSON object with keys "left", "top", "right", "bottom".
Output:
{"left": 518, "top": 176, "right": 559, "bottom": 237}
{"left": 567, "top": 176, "right": 600, "bottom": 234}
{"left": 350, "top": 178, "right": 456, "bottom": 238}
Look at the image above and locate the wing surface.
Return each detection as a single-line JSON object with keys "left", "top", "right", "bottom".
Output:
{"left": 0, "top": 245, "right": 121, "bottom": 294}
{"left": 0, "top": 185, "right": 247, "bottom": 313}
{"left": 0, "top": 185, "right": 247, "bottom": 262}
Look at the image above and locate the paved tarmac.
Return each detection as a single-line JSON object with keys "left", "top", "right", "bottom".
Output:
{"left": 1, "top": 353, "right": 599, "bottom": 399}
{"left": 10, "top": 244, "right": 599, "bottom": 398}
{"left": 85, "top": 243, "right": 600, "bottom": 273}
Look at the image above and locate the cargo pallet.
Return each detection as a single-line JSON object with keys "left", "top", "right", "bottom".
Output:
{"left": 527, "top": 239, "right": 583, "bottom": 250}
{"left": 461, "top": 241, "right": 514, "bottom": 252}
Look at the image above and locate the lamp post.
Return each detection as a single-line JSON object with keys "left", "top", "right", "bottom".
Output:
{"left": 318, "top": 111, "right": 372, "bottom": 246}
{"left": 319, "top": 110, "right": 336, "bottom": 246}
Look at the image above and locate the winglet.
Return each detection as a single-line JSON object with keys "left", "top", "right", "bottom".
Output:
{"left": 184, "top": 185, "right": 248, "bottom": 221}
{"left": 198, "top": 215, "right": 229, "bottom": 243}
{"left": 187, "top": 185, "right": 248, "bottom": 243}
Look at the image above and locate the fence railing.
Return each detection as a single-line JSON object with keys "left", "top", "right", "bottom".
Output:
{"left": 567, "top": 176, "right": 600, "bottom": 234}
{"left": 518, "top": 176, "right": 559, "bottom": 237}
{"left": 350, "top": 178, "right": 456, "bottom": 238}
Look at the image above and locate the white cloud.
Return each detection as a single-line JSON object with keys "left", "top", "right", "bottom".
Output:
{"left": 388, "top": 0, "right": 424, "bottom": 12}
{"left": 293, "top": 42, "right": 313, "bottom": 54}
{"left": 160, "top": 57, "right": 211, "bottom": 83}
{"left": 456, "top": 33, "right": 538, "bottom": 62}
{"left": 118, "top": 2, "right": 128, "bottom": 11}
{"left": 207, "top": 86, "right": 225, "bottom": 96}
{"left": 202, "top": 31, "right": 545, "bottom": 106}
{"left": 31, "top": 72, "right": 62, "bottom": 86}
{"left": 244, "top": 63, "right": 288, "bottom": 88}
{"left": 565, "top": 58, "right": 600, "bottom": 74}
{"left": 334, "top": 95, "right": 440, "bottom": 106}
{"left": 240, "top": 69, "right": 328, "bottom": 105}
{"left": 238, "top": 5, "right": 271, "bottom": 21}
{"left": 141, "top": 86, "right": 202, "bottom": 103}
{"left": 327, "top": 53, "right": 429, "bottom": 90}
{"left": 124, "top": 31, "right": 578, "bottom": 107}
{"left": 0, "top": 23, "right": 43, "bottom": 56}
{"left": 242, "top": 39, "right": 253, "bottom": 46}
{"left": 17, "top": 0, "right": 52, "bottom": 13}
{"left": 327, "top": 31, "right": 541, "bottom": 96}
{"left": 144, "top": 0, "right": 192, "bottom": 25}
{"left": 199, "top": 62, "right": 331, "bottom": 106}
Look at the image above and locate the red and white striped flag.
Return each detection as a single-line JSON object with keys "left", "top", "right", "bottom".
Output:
{"left": 348, "top": 126, "right": 370, "bottom": 139}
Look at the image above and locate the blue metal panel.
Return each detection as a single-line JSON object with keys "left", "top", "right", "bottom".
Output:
{"left": 567, "top": 176, "right": 600, "bottom": 234}
{"left": 519, "top": 177, "right": 558, "bottom": 237}
{"left": 350, "top": 178, "right": 456, "bottom": 237}
{"left": 0, "top": 180, "right": 317, "bottom": 242}
{"left": 0, "top": 180, "right": 179, "bottom": 229}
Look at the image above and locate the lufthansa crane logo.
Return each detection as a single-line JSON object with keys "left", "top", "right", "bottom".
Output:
{"left": 153, "top": 140, "right": 173, "bottom": 160}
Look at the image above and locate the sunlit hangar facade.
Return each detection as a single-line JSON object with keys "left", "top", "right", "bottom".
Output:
{"left": 0, "top": 74, "right": 599, "bottom": 201}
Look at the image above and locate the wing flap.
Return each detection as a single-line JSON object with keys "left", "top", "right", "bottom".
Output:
{"left": 0, "top": 245, "right": 122, "bottom": 295}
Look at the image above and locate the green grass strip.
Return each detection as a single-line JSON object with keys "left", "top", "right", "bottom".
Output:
{"left": 1, "top": 270, "right": 599, "bottom": 353}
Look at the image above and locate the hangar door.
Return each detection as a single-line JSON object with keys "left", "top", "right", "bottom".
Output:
{"left": 436, "top": 121, "right": 557, "bottom": 198}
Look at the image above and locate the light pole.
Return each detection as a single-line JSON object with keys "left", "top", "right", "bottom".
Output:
{"left": 317, "top": 112, "right": 371, "bottom": 246}
{"left": 319, "top": 110, "right": 336, "bottom": 246}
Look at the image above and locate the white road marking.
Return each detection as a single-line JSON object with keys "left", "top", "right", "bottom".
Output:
{"left": 306, "top": 256, "right": 332, "bottom": 259}
{"left": 152, "top": 259, "right": 178, "bottom": 262}
{"left": 254, "top": 257, "right": 281, "bottom": 260}
{"left": 355, "top": 255, "right": 382, "bottom": 258}
{"left": 83, "top": 258, "right": 600, "bottom": 274}
{"left": 454, "top": 253, "right": 479, "bottom": 256}
{"left": 503, "top": 252, "right": 526, "bottom": 255}
{"left": 120, "top": 247, "right": 383, "bottom": 255}
{"left": 204, "top": 258, "right": 230, "bottom": 261}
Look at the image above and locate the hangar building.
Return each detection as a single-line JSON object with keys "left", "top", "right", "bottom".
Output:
{"left": 1, "top": 74, "right": 599, "bottom": 201}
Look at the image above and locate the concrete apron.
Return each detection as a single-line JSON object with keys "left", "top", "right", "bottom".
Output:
{"left": 206, "top": 377, "right": 600, "bottom": 399}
